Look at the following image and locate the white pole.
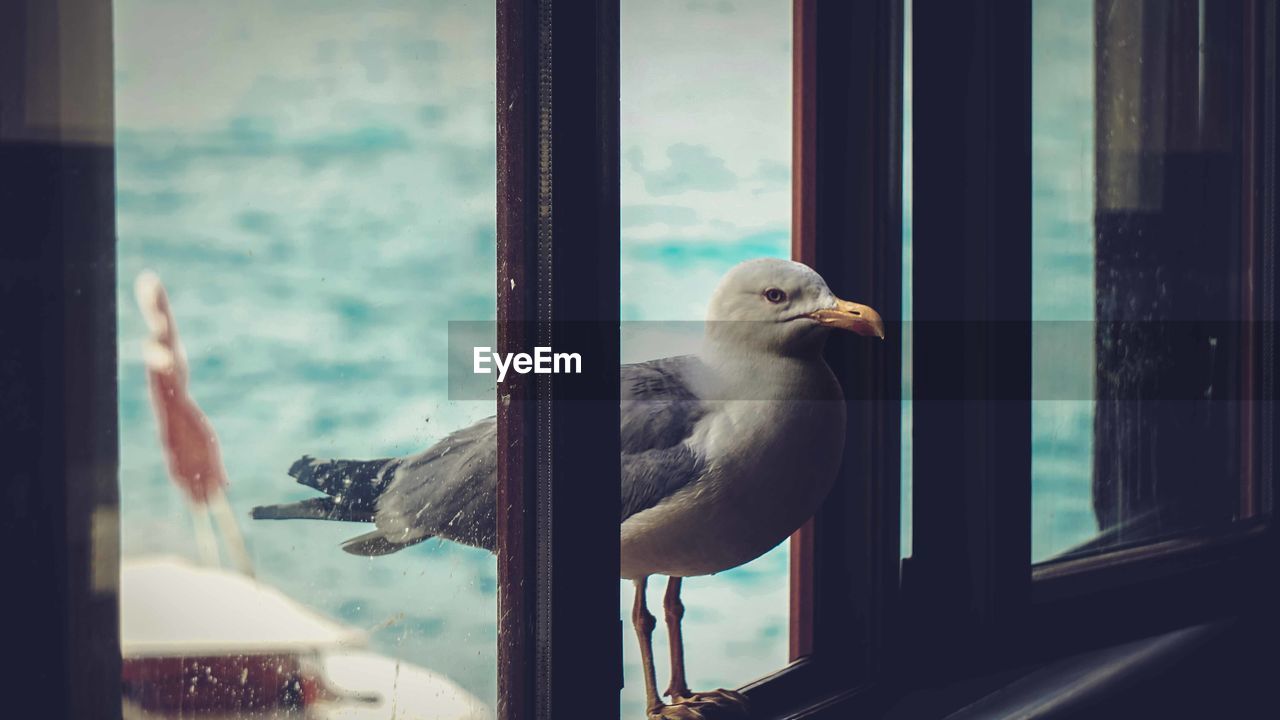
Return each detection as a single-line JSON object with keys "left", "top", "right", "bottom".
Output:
{"left": 209, "top": 489, "right": 255, "bottom": 578}
{"left": 190, "top": 501, "right": 221, "bottom": 568}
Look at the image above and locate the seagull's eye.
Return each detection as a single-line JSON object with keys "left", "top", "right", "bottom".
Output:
{"left": 763, "top": 288, "right": 787, "bottom": 304}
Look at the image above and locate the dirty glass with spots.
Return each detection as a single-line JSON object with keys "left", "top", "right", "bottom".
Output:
{"left": 116, "top": 1, "right": 497, "bottom": 716}
{"left": 1031, "top": 0, "right": 1268, "bottom": 564}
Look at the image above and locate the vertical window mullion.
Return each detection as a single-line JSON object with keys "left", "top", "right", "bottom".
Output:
{"left": 495, "top": 1, "right": 536, "bottom": 716}
{"left": 495, "top": 1, "right": 620, "bottom": 719}
{"left": 908, "top": 0, "right": 1032, "bottom": 671}
{"left": 789, "top": 0, "right": 904, "bottom": 687}
{"left": 1261, "top": 0, "right": 1278, "bottom": 516}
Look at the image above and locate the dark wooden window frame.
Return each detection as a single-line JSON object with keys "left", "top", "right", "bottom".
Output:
{"left": 497, "top": 0, "right": 912, "bottom": 715}
{"left": 496, "top": 1, "right": 621, "bottom": 719}
{"left": 3, "top": 1, "right": 122, "bottom": 718}
{"left": 497, "top": 0, "right": 914, "bottom": 717}
{"left": 905, "top": 0, "right": 1035, "bottom": 690}
{"left": 901, "top": 0, "right": 1280, "bottom": 699}
{"left": 1020, "top": 0, "right": 1280, "bottom": 662}
{"left": 801, "top": 0, "right": 1279, "bottom": 715}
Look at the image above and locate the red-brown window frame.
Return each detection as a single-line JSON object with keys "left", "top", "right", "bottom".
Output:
{"left": 747, "top": 1, "right": 907, "bottom": 716}
{"left": 788, "top": 0, "right": 904, "bottom": 662}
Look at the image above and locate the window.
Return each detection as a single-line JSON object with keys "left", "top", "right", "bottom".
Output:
{"left": 114, "top": 0, "right": 499, "bottom": 716}
{"left": 13, "top": 0, "right": 1278, "bottom": 717}
{"left": 6, "top": 0, "right": 909, "bottom": 715}
{"left": 905, "top": 0, "right": 1277, "bottom": 710}
{"left": 1032, "top": 0, "right": 1275, "bottom": 566}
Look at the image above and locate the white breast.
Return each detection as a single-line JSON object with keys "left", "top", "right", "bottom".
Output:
{"left": 619, "top": 362, "right": 846, "bottom": 580}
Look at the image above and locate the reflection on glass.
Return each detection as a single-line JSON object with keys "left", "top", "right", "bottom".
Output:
{"left": 620, "top": 0, "right": 791, "bottom": 716}
{"left": 116, "top": 1, "right": 496, "bottom": 716}
{"left": 1033, "top": 0, "right": 1262, "bottom": 563}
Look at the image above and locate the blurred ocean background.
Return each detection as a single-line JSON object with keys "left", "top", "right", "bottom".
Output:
{"left": 114, "top": 0, "right": 1096, "bottom": 717}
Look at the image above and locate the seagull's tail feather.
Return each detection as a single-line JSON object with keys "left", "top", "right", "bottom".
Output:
{"left": 287, "top": 455, "right": 396, "bottom": 511}
{"left": 253, "top": 418, "right": 499, "bottom": 556}
{"left": 250, "top": 497, "right": 374, "bottom": 523}
{"left": 250, "top": 455, "right": 396, "bottom": 524}
{"left": 340, "top": 530, "right": 431, "bottom": 556}
{"left": 251, "top": 454, "right": 431, "bottom": 555}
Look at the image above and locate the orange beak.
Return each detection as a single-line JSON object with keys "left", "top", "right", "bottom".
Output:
{"left": 808, "top": 298, "right": 885, "bottom": 339}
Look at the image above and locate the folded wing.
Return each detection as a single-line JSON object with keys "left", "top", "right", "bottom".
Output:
{"left": 254, "top": 355, "right": 713, "bottom": 556}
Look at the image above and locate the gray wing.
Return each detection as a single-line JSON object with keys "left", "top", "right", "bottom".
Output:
{"left": 360, "top": 356, "right": 709, "bottom": 553}
{"left": 619, "top": 355, "right": 709, "bottom": 521}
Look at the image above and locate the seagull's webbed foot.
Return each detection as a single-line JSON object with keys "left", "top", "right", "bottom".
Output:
{"left": 648, "top": 689, "right": 750, "bottom": 719}
{"left": 677, "top": 689, "right": 749, "bottom": 711}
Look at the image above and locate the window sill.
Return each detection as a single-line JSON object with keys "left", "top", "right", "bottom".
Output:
{"left": 791, "top": 615, "right": 1277, "bottom": 719}
{"left": 941, "top": 621, "right": 1228, "bottom": 719}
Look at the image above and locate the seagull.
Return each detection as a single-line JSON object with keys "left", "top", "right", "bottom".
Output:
{"left": 252, "top": 258, "right": 884, "bottom": 719}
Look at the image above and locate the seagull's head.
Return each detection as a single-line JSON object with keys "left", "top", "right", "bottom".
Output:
{"left": 705, "top": 258, "right": 885, "bottom": 357}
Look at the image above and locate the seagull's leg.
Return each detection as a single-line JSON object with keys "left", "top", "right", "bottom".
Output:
{"left": 658, "top": 576, "right": 750, "bottom": 717}
{"left": 632, "top": 576, "right": 664, "bottom": 716}
{"left": 663, "top": 576, "right": 693, "bottom": 700}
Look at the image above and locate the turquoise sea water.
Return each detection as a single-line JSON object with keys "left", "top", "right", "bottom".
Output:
{"left": 1028, "top": 0, "right": 1098, "bottom": 561}
{"left": 115, "top": 0, "right": 1097, "bottom": 717}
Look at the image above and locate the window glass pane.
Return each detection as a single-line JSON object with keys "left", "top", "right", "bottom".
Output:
{"left": 1032, "top": 0, "right": 1097, "bottom": 562}
{"left": 1032, "top": 0, "right": 1265, "bottom": 563}
{"left": 620, "top": 0, "right": 791, "bottom": 715}
{"left": 116, "top": 1, "right": 496, "bottom": 716}
{"left": 902, "top": 0, "right": 914, "bottom": 559}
